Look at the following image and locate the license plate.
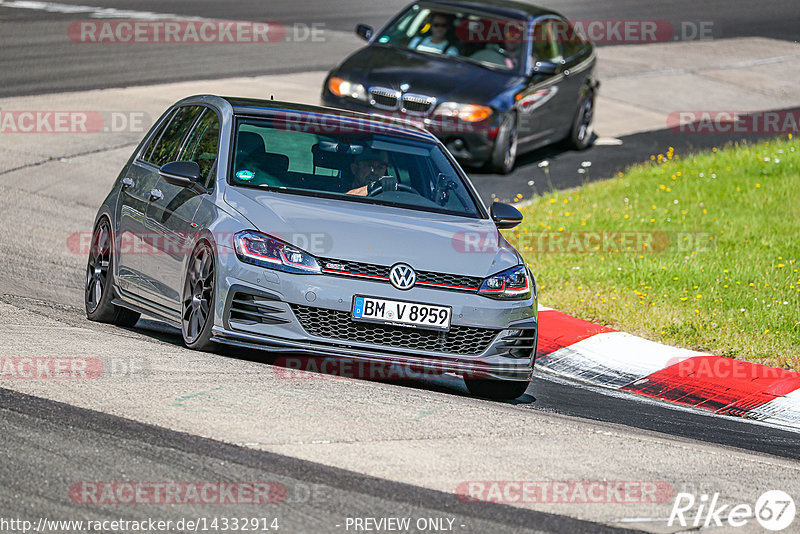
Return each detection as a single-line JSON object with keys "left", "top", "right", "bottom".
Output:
{"left": 352, "top": 296, "right": 451, "bottom": 331}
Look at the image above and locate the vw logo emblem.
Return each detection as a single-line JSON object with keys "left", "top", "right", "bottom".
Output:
{"left": 400, "top": 83, "right": 410, "bottom": 92}
{"left": 389, "top": 263, "right": 416, "bottom": 290}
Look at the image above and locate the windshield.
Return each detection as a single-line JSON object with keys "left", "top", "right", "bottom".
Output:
{"left": 375, "top": 3, "right": 527, "bottom": 72}
{"left": 230, "top": 117, "right": 482, "bottom": 218}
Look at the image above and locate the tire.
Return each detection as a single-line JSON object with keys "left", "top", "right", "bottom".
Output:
{"left": 488, "top": 113, "right": 518, "bottom": 174}
{"left": 567, "top": 92, "right": 595, "bottom": 150}
{"left": 181, "top": 241, "right": 216, "bottom": 351}
{"left": 85, "top": 218, "right": 141, "bottom": 327}
{"left": 465, "top": 378, "right": 530, "bottom": 400}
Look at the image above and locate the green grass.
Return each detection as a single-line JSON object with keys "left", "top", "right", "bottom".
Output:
{"left": 508, "top": 136, "right": 800, "bottom": 370}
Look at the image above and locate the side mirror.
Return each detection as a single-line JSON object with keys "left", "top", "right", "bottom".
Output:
{"left": 355, "top": 24, "right": 373, "bottom": 41}
{"left": 531, "top": 61, "right": 559, "bottom": 75}
{"left": 491, "top": 202, "right": 523, "bottom": 229}
{"left": 159, "top": 161, "right": 200, "bottom": 187}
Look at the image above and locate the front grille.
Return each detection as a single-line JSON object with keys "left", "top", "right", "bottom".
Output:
{"left": 229, "top": 291, "right": 290, "bottom": 327}
{"left": 369, "top": 88, "right": 400, "bottom": 110}
{"left": 416, "top": 270, "right": 482, "bottom": 290}
{"left": 319, "top": 258, "right": 482, "bottom": 292}
{"left": 402, "top": 94, "right": 435, "bottom": 114}
{"left": 291, "top": 304, "right": 500, "bottom": 355}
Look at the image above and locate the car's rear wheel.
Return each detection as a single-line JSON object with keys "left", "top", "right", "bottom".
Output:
{"left": 465, "top": 378, "right": 530, "bottom": 400}
{"left": 567, "top": 92, "right": 595, "bottom": 150}
{"left": 181, "top": 241, "right": 216, "bottom": 351}
{"left": 85, "top": 218, "right": 140, "bottom": 326}
{"left": 488, "top": 113, "right": 518, "bottom": 174}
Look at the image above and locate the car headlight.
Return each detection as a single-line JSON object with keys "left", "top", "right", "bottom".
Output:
{"left": 433, "top": 102, "right": 493, "bottom": 122}
{"left": 479, "top": 265, "right": 532, "bottom": 300}
{"left": 233, "top": 230, "right": 321, "bottom": 274}
{"left": 328, "top": 76, "right": 368, "bottom": 101}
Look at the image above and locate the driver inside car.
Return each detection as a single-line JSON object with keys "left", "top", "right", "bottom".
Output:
{"left": 346, "top": 148, "right": 397, "bottom": 196}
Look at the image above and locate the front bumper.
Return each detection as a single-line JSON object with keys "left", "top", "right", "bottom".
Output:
{"left": 213, "top": 246, "right": 538, "bottom": 381}
{"left": 321, "top": 92, "right": 498, "bottom": 167}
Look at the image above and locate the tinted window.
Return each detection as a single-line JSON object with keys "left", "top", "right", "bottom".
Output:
{"left": 141, "top": 109, "right": 175, "bottom": 162}
{"left": 178, "top": 109, "right": 220, "bottom": 189}
{"left": 532, "top": 21, "right": 563, "bottom": 63}
{"left": 231, "top": 118, "right": 480, "bottom": 218}
{"left": 554, "top": 19, "right": 588, "bottom": 59}
{"left": 149, "top": 105, "right": 203, "bottom": 166}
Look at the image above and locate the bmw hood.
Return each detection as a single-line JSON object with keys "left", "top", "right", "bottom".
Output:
{"left": 332, "top": 45, "right": 522, "bottom": 105}
{"left": 224, "top": 187, "right": 522, "bottom": 278}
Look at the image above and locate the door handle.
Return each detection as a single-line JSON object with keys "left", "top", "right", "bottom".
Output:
{"left": 121, "top": 177, "right": 134, "bottom": 189}
{"left": 149, "top": 189, "right": 163, "bottom": 201}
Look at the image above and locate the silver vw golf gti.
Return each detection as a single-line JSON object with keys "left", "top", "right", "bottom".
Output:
{"left": 86, "top": 95, "right": 538, "bottom": 399}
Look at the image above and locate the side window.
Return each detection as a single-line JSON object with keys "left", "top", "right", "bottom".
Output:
{"left": 532, "top": 20, "right": 563, "bottom": 63}
{"left": 557, "top": 19, "right": 587, "bottom": 59}
{"left": 148, "top": 105, "right": 203, "bottom": 167}
{"left": 141, "top": 109, "right": 175, "bottom": 162}
{"left": 178, "top": 109, "right": 220, "bottom": 189}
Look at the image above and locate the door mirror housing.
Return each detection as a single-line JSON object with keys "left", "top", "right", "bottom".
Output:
{"left": 159, "top": 161, "right": 200, "bottom": 187}
{"left": 531, "top": 61, "right": 559, "bottom": 76}
{"left": 355, "top": 24, "right": 373, "bottom": 41}
{"left": 491, "top": 202, "right": 523, "bottom": 229}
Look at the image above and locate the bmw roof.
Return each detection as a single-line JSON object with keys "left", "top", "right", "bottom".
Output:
{"left": 419, "top": 0, "right": 559, "bottom": 20}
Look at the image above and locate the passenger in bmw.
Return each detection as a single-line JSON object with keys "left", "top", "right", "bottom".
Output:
{"left": 408, "top": 12, "right": 459, "bottom": 56}
{"left": 346, "top": 148, "right": 397, "bottom": 196}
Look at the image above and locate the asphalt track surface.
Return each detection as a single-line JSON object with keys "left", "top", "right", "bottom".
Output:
{"left": 1, "top": 1, "right": 800, "bottom": 532}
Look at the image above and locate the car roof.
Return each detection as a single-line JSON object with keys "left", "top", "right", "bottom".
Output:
{"left": 219, "top": 96, "right": 436, "bottom": 141}
{"left": 420, "top": 0, "right": 560, "bottom": 20}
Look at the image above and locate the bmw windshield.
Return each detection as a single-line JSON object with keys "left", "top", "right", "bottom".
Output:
{"left": 230, "top": 116, "right": 483, "bottom": 218}
{"left": 375, "top": 3, "right": 527, "bottom": 73}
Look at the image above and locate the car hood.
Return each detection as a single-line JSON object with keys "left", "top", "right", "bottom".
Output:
{"left": 224, "top": 187, "right": 521, "bottom": 277}
{"left": 334, "top": 45, "right": 521, "bottom": 105}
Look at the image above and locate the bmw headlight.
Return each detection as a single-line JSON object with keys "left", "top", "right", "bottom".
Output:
{"left": 479, "top": 265, "right": 533, "bottom": 300}
{"left": 234, "top": 230, "right": 321, "bottom": 274}
{"left": 328, "top": 76, "right": 368, "bottom": 101}
{"left": 433, "top": 102, "right": 493, "bottom": 122}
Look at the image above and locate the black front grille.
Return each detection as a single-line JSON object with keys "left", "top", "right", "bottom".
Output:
{"left": 402, "top": 96, "right": 434, "bottom": 114}
{"left": 320, "top": 258, "right": 388, "bottom": 278}
{"left": 229, "top": 291, "right": 290, "bottom": 327}
{"left": 416, "top": 270, "right": 482, "bottom": 290}
{"left": 318, "top": 258, "right": 482, "bottom": 292}
{"left": 370, "top": 89, "right": 399, "bottom": 109}
{"left": 291, "top": 304, "right": 500, "bottom": 355}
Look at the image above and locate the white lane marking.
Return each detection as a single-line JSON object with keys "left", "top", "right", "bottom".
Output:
{"left": 1, "top": 1, "right": 207, "bottom": 21}
{"left": 594, "top": 136, "right": 624, "bottom": 146}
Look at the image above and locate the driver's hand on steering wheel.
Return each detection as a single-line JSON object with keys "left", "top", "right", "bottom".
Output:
{"left": 347, "top": 175, "right": 398, "bottom": 196}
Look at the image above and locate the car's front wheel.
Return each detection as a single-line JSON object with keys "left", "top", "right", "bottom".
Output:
{"left": 567, "top": 92, "right": 595, "bottom": 150}
{"left": 85, "top": 218, "right": 140, "bottom": 326}
{"left": 488, "top": 113, "right": 518, "bottom": 174}
{"left": 465, "top": 378, "right": 530, "bottom": 400}
{"left": 181, "top": 241, "right": 216, "bottom": 351}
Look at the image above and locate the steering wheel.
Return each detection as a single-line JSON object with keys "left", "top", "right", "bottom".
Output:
{"left": 367, "top": 182, "right": 418, "bottom": 197}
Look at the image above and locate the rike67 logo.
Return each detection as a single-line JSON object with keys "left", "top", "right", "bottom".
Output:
{"left": 669, "top": 490, "right": 796, "bottom": 531}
